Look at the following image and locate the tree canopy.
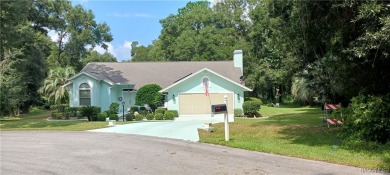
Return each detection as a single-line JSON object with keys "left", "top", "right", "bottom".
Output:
{"left": 0, "top": 0, "right": 114, "bottom": 116}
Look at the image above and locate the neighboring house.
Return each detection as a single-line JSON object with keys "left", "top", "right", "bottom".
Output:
{"left": 64, "top": 50, "right": 252, "bottom": 117}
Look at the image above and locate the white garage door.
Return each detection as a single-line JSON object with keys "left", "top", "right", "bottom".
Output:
{"left": 179, "top": 93, "right": 233, "bottom": 115}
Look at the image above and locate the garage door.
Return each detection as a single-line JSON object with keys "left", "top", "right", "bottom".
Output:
{"left": 179, "top": 93, "right": 233, "bottom": 115}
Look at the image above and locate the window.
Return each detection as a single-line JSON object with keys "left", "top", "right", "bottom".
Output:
{"left": 79, "top": 83, "right": 91, "bottom": 106}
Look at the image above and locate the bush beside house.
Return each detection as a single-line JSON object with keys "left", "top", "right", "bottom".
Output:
{"left": 155, "top": 113, "right": 164, "bottom": 120}
{"left": 164, "top": 111, "right": 175, "bottom": 120}
{"left": 243, "top": 101, "right": 261, "bottom": 117}
{"left": 146, "top": 113, "right": 154, "bottom": 120}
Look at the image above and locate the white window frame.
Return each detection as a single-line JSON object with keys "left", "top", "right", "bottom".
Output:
{"left": 79, "top": 83, "right": 91, "bottom": 106}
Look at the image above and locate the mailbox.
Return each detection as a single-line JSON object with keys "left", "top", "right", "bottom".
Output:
{"left": 211, "top": 104, "right": 227, "bottom": 114}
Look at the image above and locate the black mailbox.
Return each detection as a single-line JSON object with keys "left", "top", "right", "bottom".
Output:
{"left": 211, "top": 104, "right": 227, "bottom": 114}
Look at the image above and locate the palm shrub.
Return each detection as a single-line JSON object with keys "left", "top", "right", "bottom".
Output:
{"left": 80, "top": 106, "right": 99, "bottom": 121}
{"left": 146, "top": 113, "right": 154, "bottom": 120}
{"left": 155, "top": 113, "right": 164, "bottom": 120}
{"left": 164, "top": 111, "right": 175, "bottom": 120}
{"left": 135, "top": 114, "right": 144, "bottom": 121}
{"left": 39, "top": 67, "right": 75, "bottom": 104}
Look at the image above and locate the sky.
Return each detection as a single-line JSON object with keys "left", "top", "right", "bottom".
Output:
{"left": 66, "top": 0, "right": 219, "bottom": 62}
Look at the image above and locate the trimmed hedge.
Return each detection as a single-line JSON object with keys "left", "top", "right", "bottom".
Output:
{"left": 51, "top": 112, "right": 64, "bottom": 119}
{"left": 155, "top": 113, "right": 164, "bottom": 120}
{"left": 135, "top": 114, "right": 144, "bottom": 121}
{"left": 245, "top": 97, "right": 263, "bottom": 105}
{"left": 146, "top": 113, "right": 154, "bottom": 120}
{"left": 126, "top": 114, "right": 135, "bottom": 121}
{"left": 164, "top": 111, "right": 175, "bottom": 120}
{"left": 155, "top": 108, "right": 166, "bottom": 115}
{"left": 109, "top": 114, "right": 119, "bottom": 121}
{"left": 97, "top": 113, "right": 106, "bottom": 121}
{"left": 166, "top": 110, "right": 178, "bottom": 117}
{"left": 243, "top": 101, "right": 261, "bottom": 116}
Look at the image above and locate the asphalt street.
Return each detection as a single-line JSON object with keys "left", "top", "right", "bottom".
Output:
{"left": 0, "top": 131, "right": 386, "bottom": 175}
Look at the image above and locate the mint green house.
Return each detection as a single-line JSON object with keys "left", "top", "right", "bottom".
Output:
{"left": 64, "top": 50, "right": 251, "bottom": 117}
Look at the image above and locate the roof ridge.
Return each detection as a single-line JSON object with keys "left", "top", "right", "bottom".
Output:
{"left": 88, "top": 60, "right": 233, "bottom": 64}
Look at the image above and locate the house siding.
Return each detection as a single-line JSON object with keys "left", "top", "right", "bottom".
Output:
{"left": 68, "top": 74, "right": 129, "bottom": 112}
{"left": 166, "top": 70, "right": 244, "bottom": 113}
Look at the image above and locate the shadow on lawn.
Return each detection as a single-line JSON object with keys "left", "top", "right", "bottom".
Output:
{"left": 275, "top": 116, "right": 390, "bottom": 170}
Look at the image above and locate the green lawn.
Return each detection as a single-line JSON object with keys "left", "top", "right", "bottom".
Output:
{"left": 0, "top": 109, "right": 132, "bottom": 131}
{"left": 199, "top": 105, "right": 390, "bottom": 170}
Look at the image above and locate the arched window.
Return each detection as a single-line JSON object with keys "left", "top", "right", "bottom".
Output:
{"left": 79, "top": 83, "right": 91, "bottom": 106}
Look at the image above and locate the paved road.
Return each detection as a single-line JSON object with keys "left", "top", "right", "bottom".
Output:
{"left": 0, "top": 131, "right": 385, "bottom": 175}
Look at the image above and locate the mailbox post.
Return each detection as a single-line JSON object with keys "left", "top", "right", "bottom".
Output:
{"left": 210, "top": 95, "right": 229, "bottom": 141}
{"left": 224, "top": 95, "right": 229, "bottom": 141}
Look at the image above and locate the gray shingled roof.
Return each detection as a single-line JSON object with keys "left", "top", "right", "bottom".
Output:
{"left": 80, "top": 61, "right": 242, "bottom": 89}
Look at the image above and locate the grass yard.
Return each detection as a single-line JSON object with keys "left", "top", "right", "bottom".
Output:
{"left": 199, "top": 105, "right": 390, "bottom": 170}
{"left": 0, "top": 109, "right": 132, "bottom": 131}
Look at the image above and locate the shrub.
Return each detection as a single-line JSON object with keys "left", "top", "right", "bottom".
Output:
{"left": 109, "top": 114, "right": 118, "bottom": 121}
{"left": 97, "top": 113, "right": 107, "bottom": 121}
{"left": 135, "top": 114, "right": 144, "bottom": 121}
{"left": 126, "top": 113, "right": 135, "bottom": 121}
{"left": 243, "top": 101, "right": 261, "bottom": 116}
{"left": 342, "top": 94, "right": 390, "bottom": 144}
{"left": 51, "top": 112, "right": 63, "bottom": 119}
{"left": 130, "top": 106, "right": 139, "bottom": 113}
{"left": 267, "top": 102, "right": 275, "bottom": 107}
{"left": 164, "top": 111, "right": 175, "bottom": 120}
{"left": 155, "top": 113, "right": 164, "bottom": 120}
{"left": 135, "top": 84, "right": 164, "bottom": 108}
{"left": 109, "top": 102, "right": 119, "bottom": 114}
{"left": 80, "top": 106, "right": 99, "bottom": 121}
{"left": 146, "top": 113, "right": 154, "bottom": 120}
{"left": 155, "top": 108, "right": 166, "bottom": 115}
{"left": 245, "top": 97, "right": 263, "bottom": 106}
{"left": 52, "top": 104, "right": 68, "bottom": 112}
{"left": 234, "top": 108, "right": 243, "bottom": 117}
{"left": 166, "top": 110, "right": 179, "bottom": 117}
{"left": 68, "top": 107, "right": 80, "bottom": 117}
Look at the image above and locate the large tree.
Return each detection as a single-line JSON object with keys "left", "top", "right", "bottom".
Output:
{"left": 0, "top": 0, "right": 50, "bottom": 116}
{"left": 82, "top": 51, "right": 117, "bottom": 66}
{"left": 131, "top": 1, "right": 251, "bottom": 62}
{"left": 41, "top": 0, "right": 113, "bottom": 70}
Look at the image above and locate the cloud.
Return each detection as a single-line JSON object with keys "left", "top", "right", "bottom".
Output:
{"left": 209, "top": 0, "right": 223, "bottom": 7}
{"left": 93, "top": 41, "right": 133, "bottom": 62}
{"left": 47, "top": 30, "right": 58, "bottom": 42}
{"left": 111, "top": 13, "right": 154, "bottom": 18}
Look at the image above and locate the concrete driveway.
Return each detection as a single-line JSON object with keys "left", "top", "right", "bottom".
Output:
{"left": 90, "top": 114, "right": 232, "bottom": 141}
